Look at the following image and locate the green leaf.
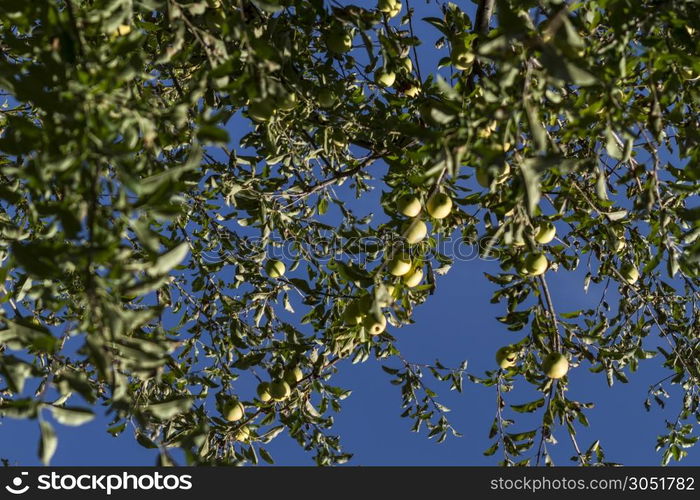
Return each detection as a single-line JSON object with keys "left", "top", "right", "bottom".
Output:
{"left": 147, "top": 242, "right": 189, "bottom": 276}
{"left": 39, "top": 419, "right": 57, "bottom": 465}
{"left": 197, "top": 125, "right": 230, "bottom": 145}
{"left": 0, "top": 318, "right": 58, "bottom": 353}
{"left": 143, "top": 396, "right": 194, "bottom": 420}
{"left": 49, "top": 406, "right": 96, "bottom": 426}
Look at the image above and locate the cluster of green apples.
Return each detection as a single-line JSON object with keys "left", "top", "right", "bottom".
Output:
{"left": 342, "top": 294, "right": 389, "bottom": 335}
{"left": 256, "top": 366, "right": 304, "bottom": 404}
{"left": 509, "top": 221, "right": 557, "bottom": 278}
{"left": 221, "top": 398, "right": 254, "bottom": 441}
{"left": 387, "top": 192, "right": 453, "bottom": 287}
{"left": 377, "top": 0, "right": 402, "bottom": 18}
{"left": 246, "top": 90, "right": 298, "bottom": 123}
{"left": 372, "top": 54, "right": 416, "bottom": 96}
{"left": 495, "top": 347, "right": 570, "bottom": 379}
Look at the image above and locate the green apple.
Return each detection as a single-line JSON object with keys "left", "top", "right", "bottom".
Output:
{"left": 542, "top": 353, "right": 569, "bottom": 379}
{"left": 265, "top": 259, "right": 285, "bottom": 278}
{"left": 403, "top": 84, "right": 421, "bottom": 97}
{"left": 400, "top": 57, "right": 413, "bottom": 73}
{"left": 278, "top": 92, "right": 298, "bottom": 111}
{"left": 620, "top": 263, "right": 639, "bottom": 284}
{"left": 256, "top": 382, "right": 272, "bottom": 402}
{"left": 387, "top": 253, "right": 412, "bottom": 276}
{"left": 401, "top": 219, "right": 428, "bottom": 244}
{"left": 397, "top": 195, "right": 422, "bottom": 217}
{"left": 363, "top": 313, "right": 387, "bottom": 335}
{"left": 283, "top": 366, "right": 303, "bottom": 386}
{"left": 451, "top": 45, "right": 475, "bottom": 71}
{"left": 612, "top": 238, "right": 626, "bottom": 253}
{"left": 376, "top": 68, "right": 396, "bottom": 87}
{"left": 342, "top": 300, "right": 364, "bottom": 325}
{"left": 535, "top": 221, "right": 556, "bottom": 244}
{"left": 234, "top": 426, "right": 250, "bottom": 442}
{"left": 318, "top": 89, "right": 336, "bottom": 108}
{"left": 223, "top": 400, "right": 245, "bottom": 422}
{"left": 426, "top": 193, "right": 452, "bottom": 219}
{"left": 524, "top": 253, "right": 548, "bottom": 276}
{"left": 495, "top": 346, "right": 518, "bottom": 369}
{"left": 326, "top": 30, "right": 353, "bottom": 54}
{"left": 402, "top": 267, "right": 423, "bottom": 288}
{"left": 247, "top": 99, "right": 275, "bottom": 122}
{"left": 269, "top": 380, "right": 292, "bottom": 401}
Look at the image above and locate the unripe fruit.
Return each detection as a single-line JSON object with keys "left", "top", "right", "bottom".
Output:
{"left": 278, "top": 92, "right": 298, "bottom": 112}
{"left": 542, "top": 353, "right": 569, "bottom": 379}
{"left": 524, "top": 253, "right": 548, "bottom": 276}
{"left": 342, "top": 300, "right": 364, "bottom": 325}
{"left": 265, "top": 259, "right": 285, "bottom": 278}
{"left": 363, "top": 313, "right": 387, "bottom": 335}
{"left": 269, "top": 380, "right": 292, "bottom": 401}
{"left": 397, "top": 195, "right": 422, "bottom": 217}
{"left": 400, "top": 57, "right": 413, "bottom": 73}
{"left": 257, "top": 382, "right": 272, "bottom": 402}
{"left": 426, "top": 193, "right": 452, "bottom": 219}
{"left": 535, "top": 222, "right": 556, "bottom": 244}
{"left": 377, "top": 0, "right": 395, "bottom": 11}
{"left": 402, "top": 219, "right": 428, "bottom": 244}
{"left": 234, "top": 426, "right": 250, "bottom": 442}
{"left": 387, "top": 253, "right": 412, "bottom": 276}
{"left": 247, "top": 99, "right": 275, "bottom": 122}
{"left": 326, "top": 31, "right": 353, "bottom": 54}
{"left": 620, "top": 263, "right": 639, "bottom": 284}
{"left": 283, "top": 366, "right": 303, "bottom": 386}
{"left": 224, "top": 401, "right": 245, "bottom": 422}
{"left": 376, "top": 68, "right": 396, "bottom": 88}
{"left": 318, "top": 89, "right": 336, "bottom": 108}
{"left": 451, "top": 46, "right": 475, "bottom": 71}
{"left": 612, "top": 238, "right": 626, "bottom": 253}
{"left": 496, "top": 346, "right": 518, "bottom": 369}
{"left": 402, "top": 267, "right": 423, "bottom": 288}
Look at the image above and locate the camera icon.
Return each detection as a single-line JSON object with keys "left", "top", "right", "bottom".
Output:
{"left": 5, "top": 472, "right": 30, "bottom": 495}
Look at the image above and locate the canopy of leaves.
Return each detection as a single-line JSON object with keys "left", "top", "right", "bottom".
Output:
{"left": 0, "top": 0, "right": 698, "bottom": 466}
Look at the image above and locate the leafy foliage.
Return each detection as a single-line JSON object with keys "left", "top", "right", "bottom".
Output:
{"left": 0, "top": 0, "right": 698, "bottom": 465}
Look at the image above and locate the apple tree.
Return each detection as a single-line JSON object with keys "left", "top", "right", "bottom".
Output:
{"left": 0, "top": 0, "right": 698, "bottom": 465}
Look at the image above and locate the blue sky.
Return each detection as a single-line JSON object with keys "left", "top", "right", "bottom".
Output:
{"left": 1, "top": 0, "right": 697, "bottom": 466}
